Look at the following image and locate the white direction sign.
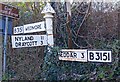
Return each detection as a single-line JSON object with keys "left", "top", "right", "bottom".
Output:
{"left": 13, "top": 21, "right": 45, "bottom": 34}
{"left": 24, "top": 21, "right": 45, "bottom": 33}
{"left": 11, "top": 35, "right": 47, "bottom": 48}
{"left": 88, "top": 50, "right": 112, "bottom": 62}
{"left": 59, "top": 49, "right": 87, "bottom": 62}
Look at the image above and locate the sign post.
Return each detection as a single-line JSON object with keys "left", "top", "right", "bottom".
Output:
{"left": 0, "top": 16, "right": 2, "bottom": 81}
{"left": 3, "top": 16, "right": 8, "bottom": 74}
{"left": 41, "top": 3, "right": 55, "bottom": 47}
{"left": 0, "top": 34, "right": 2, "bottom": 81}
{"left": 0, "top": 3, "right": 19, "bottom": 75}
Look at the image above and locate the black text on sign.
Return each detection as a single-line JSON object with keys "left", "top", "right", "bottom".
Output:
{"left": 11, "top": 35, "right": 47, "bottom": 48}
{"left": 59, "top": 49, "right": 87, "bottom": 62}
{"left": 14, "top": 26, "right": 24, "bottom": 34}
{"left": 88, "top": 50, "right": 112, "bottom": 62}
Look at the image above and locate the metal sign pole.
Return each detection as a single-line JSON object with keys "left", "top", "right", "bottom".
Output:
{"left": 3, "top": 16, "right": 8, "bottom": 74}
{"left": 0, "top": 35, "right": 2, "bottom": 81}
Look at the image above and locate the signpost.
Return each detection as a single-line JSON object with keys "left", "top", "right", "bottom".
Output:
{"left": 0, "top": 2, "right": 113, "bottom": 81}
{"left": 0, "top": 16, "right": 2, "bottom": 34}
{"left": 0, "top": 16, "right": 2, "bottom": 81}
{"left": 0, "top": 3, "right": 19, "bottom": 75}
{"left": 3, "top": 16, "right": 8, "bottom": 74}
{"left": 41, "top": 3, "right": 55, "bottom": 47}
{"left": 59, "top": 49, "right": 87, "bottom": 62}
{"left": 12, "top": 3, "right": 56, "bottom": 49}
{"left": 11, "top": 35, "right": 47, "bottom": 48}
{"left": 0, "top": 35, "right": 2, "bottom": 80}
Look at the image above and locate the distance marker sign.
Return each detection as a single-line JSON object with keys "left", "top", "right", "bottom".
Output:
{"left": 11, "top": 35, "right": 47, "bottom": 48}
{"left": 59, "top": 49, "right": 87, "bottom": 62}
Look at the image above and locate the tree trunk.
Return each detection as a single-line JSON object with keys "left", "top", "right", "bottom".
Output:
{"left": 66, "top": 1, "right": 72, "bottom": 48}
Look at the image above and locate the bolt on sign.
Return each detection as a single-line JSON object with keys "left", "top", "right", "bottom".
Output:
{"left": 0, "top": 3, "right": 19, "bottom": 18}
{"left": 11, "top": 35, "right": 47, "bottom": 48}
{"left": 59, "top": 49, "right": 88, "bottom": 62}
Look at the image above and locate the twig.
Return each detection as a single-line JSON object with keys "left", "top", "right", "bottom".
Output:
{"left": 75, "top": 1, "right": 92, "bottom": 41}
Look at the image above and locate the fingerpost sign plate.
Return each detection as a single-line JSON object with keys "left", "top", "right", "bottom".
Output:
{"left": 11, "top": 35, "right": 47, "bottom": 48}
{"left": 59, "top": 49, "right": 88, "bottom": 62}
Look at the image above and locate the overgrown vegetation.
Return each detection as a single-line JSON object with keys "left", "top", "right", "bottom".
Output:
{"left": 2, "top": 1, "right": 120, "bottom": 81}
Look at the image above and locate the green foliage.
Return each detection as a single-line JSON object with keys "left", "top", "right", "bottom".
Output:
{"left": 41, "top": 46, "right": 60, "bottom": 81}
{"left": 5, "top": 2, "right": 119, "bottom": 81}
{"left": 39, "top": 46, "right": 95, "bottom": 81}
{"left": 94, "top": 39, "right": 120, "bottom": 80}
{"left": 2, "top": 72, "right": 12, "bottom": 81}
{"left": 39, "top": 40, "right": 119, "bottom": 81}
